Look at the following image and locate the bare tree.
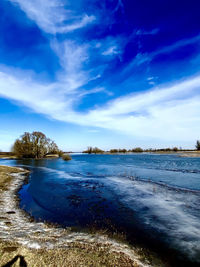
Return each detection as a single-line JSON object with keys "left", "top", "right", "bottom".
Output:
{"left": 48, "top": 140, "right": 59, "bottom": 154}
{"left": 12, "top": 132, "right": 60, "bottom": 158}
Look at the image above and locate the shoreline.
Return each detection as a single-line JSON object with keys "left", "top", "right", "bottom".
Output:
{"left": 83, "top": 151, "right": 200, "bottom": 157}
{"left": 0, "top": 165, "right": 159, "bottom": 267}
{"left": 1, "top": 151, "right": 200, "bottom": 161}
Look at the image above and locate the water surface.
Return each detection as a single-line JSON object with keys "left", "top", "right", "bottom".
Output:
{"left": 1, "top": 153, "right": 200, "bottom": 265}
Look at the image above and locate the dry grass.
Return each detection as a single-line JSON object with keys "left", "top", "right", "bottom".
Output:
{"left": 0, "top": 155, "right": 17, "bottom": 159}
{"left": 149, "top": 151, "right": 200, "bottom": 157}
{"left": 0, "top": 166, "right": 24, "bottom": 191}
{"left": 45, "top": 154, "right": 59, "bottom": 158}
{"left": 178, "top": 151, "right": 200, "bottom": 157}
{"left": 0, "top": 240, "right": 141, "bottom": 267}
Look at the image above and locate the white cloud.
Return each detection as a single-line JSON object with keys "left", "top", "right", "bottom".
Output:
{"left": 125, "top": 34, "right": 200, "bottom": 69}
{"left": 147, "top": 77, "right": 154, "bottom": 81}
{"left": 147, "top": 77, "right": 156, "bottom": 85}
{"left": 102, "top": 46, "right": 119, "bottom": 56}
{"left": 51, "top": 40, "right": 90, "bottom": 90}
{"left": 136, "top": 28, "right": 159, "bottom": 35}
{"left": 10, "top": 0, "right": 95, "bottom": 34}
{"left": 60, "top": 14, "right": 95, "bottom": 33}
{"left": 79, "top": 87, "right": 112, "bottom": 97}
{"left": 0, "top": 70, "right": 72, "bottom": 115}
{"left": 0, "top": 65, "right": 200, "bottom": 143}
{"left": 79, "top": 76, "right": 200, "bottom": 141}
{"left": 94, "top": 35, "right": 124, "bottom": 59}
{"left": 87, "top": 76, "right": 200, "bottom": 117}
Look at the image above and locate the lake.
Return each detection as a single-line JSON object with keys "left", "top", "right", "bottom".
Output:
{"left": 1, "top": 153, "right": 200, "bottom": 265}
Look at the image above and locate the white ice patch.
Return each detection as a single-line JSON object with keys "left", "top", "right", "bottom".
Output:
{"left": 21, "top": 240, "right": 41, "bottom": 249}
{"left": 38, "top": 166, "right": 94, "bottom": 180}
{"left": 105, "top": 176, "right": 200, "bottom": 260}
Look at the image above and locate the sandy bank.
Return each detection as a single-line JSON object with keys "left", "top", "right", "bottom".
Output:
{"left": 177, "top": 151, "right": 200, "bottom": 157}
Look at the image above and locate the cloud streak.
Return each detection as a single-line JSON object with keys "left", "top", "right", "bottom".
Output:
{"left": 126, "top": 34, "right": 200, "bottom": 68}
{"left": 10, "top": 0, "right": 95, "bottom": 34}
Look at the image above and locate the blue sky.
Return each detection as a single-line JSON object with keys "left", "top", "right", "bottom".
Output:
{"left": 0, "top": 0, "right": 200, "bottom": 151}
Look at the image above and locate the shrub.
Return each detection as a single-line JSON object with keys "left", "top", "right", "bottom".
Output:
{"left": 110, "top": 149, "right": 119, "bottom": 153}
{"left": 92, "top": 147, "right": 104, "bottom": 154}
{"left": 131, "top": 147, "right": 143, "bottom": 153}
{"left": 119, "top": 149, "right": 127, "bottom": 153}
{"left": 83, "top": 147, "right": 93, "bottom": 154}
{"left": 196, "top": 140, "right": 200, "bottom": 151}
{"left": 58, "top": 150, "right": 64, "bottom": 157}
{"left": 62, "top": 154, "right": 72, "bottom": 161}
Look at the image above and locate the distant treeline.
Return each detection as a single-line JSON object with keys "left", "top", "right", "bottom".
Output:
{"left": 82, "top": 146, "right": 197, "bottom": 154}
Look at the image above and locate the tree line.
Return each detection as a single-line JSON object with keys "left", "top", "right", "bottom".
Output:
{"left": 82, "top": 141, "right": 200, "bottom": 154}
{"left": 82, "top": 146, "right": 179, "bottom": 154}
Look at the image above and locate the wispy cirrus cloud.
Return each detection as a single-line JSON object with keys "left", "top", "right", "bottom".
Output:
{"left": 10, "top": 0, "right": 95, "bottom": 34}
{"left": 102, "top": 46, "right": 120, "bottom": 56}
{"left": 51, "top": 40, "right": 90, "bottom": 91}
{"left": 127, "top": 33, "right": 200, "bottom": 68}
{"left": 136, "top": 28, "right": 159, "bottom": 35}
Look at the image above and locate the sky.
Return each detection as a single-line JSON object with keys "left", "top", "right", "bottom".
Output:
{"left": 0, "top": 0, "right": 200, "bottom": 151}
